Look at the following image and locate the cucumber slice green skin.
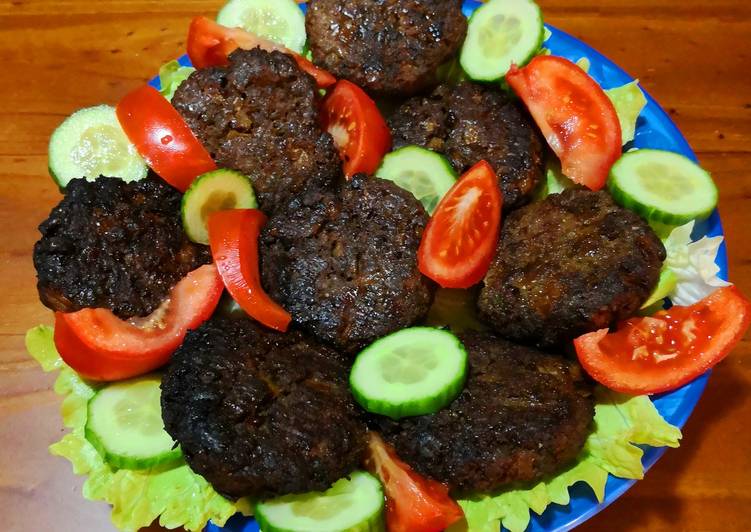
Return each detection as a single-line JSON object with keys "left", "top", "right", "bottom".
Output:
{"left": 255, "top": 472, "right": 385, "bottom": 532}
{"left": 608, "top": 149, "right": 718, "bottom": 226}
{"left": 48, "top": 105, "right": 148, "bottom": 189}
{"left": 460, "top": 0, "right": 545, "bottom": 82}
{"left": 350, "top": 327, "right": 468, "bottom": 420}
{"left": 84, "top": 375, "right": 183, "bottom": 470}
{"left": 217, "top": 0, "right": 306, "bottom": 53}
{"left": 375, "top": 146, "right": 458, "bottom": 215}
{"left": 181, "top": 169, "right": 257, "bottom": 245}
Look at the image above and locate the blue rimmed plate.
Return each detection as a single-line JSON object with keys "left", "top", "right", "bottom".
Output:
{"left": 186, "top": 1, "right": 726, "bottom": 530}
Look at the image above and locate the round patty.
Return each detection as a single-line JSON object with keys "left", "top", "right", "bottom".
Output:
{"left": 374, "top": 330, "right": 594, "bottom": 495}
{"left": 33, "top": 176, "right": 210, "bottom": 319}
{"left": 261, "top": 174, "right": 435, "bottom": 353}
{"left": 306, "top": 0, "right": 467, "bottom": 96}
{"left": 172, "top": 48, "right": 341, "bottom": 212}
{"left": 161, "top": 316, "right": 367, "bottom": 499}
{"left": 478, "top": 188, "right": 666, "bottom": 347}
{"left": 389, "top": 82, "right": 546, "bottom": 211}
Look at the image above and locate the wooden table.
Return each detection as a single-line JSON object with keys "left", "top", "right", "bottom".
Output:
{"left": 1, "top": 1, "right": 749, "bottom": 530}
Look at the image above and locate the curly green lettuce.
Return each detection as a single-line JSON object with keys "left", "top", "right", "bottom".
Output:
{"left": 25, "top": 325, "right": 250, "bottom": 532}
{"left": 454, "top": 387, "right": 681, "bottom": 532}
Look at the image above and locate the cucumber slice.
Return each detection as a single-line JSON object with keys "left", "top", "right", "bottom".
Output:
{"left": 181, "top": 169, "right": 257, "bottom": 244}
{"left": 217, "top": 0, "right": 306, "bottom": 53}
{"left": 84, "top": 375, "right": 182, "bottom": 470}
{"left": 256, "top": 471, "right": 384, "bottom": 532}
{"left": 460, "top": 0, "right": 544, "bottom": 82}
{"left": 48, "top": 105, "right": 148, "bottom": 188}
{"left": 350, "top": 327, "right": 468, "bottom": 419}
{"left": 608, "top": 149, "right": 718, "bottom": 226}
{"left": 375, "top": 146, "right": 457, "bottom": 214}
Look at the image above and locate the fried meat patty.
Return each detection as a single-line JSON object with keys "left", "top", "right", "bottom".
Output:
{"left": 33, "top": 176, "right": 210, "bottom": 318}
{"left": 306, "top": 0, "right": 467, "bottom": 95}
{"left": 261, "top": 174, "right": 434, "bottom": 353}
{"left": 172, "top": 48, "right": 340, "bottom": 211}
{"left": 478, "top": 188, "right": 666, "bottom": 347}
{"left": 374, "top": 331, "right": 594, "bottom": 494}
{"left": 161, "top": 316, "right": 367, "bottom": 499}
{"left": 389, "top": 82, "right": 545, "bottom": 211}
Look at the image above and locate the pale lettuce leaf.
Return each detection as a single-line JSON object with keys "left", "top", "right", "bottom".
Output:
{"left": 663, "top": 221, "right": 731, "bottom": 306}
{"left": 456, "top": 387, "right": 681, "bottom": 532}
{"left": 158, "top": 60, "right": 195, "bottom": 101}
{"left": 26, "top": 326, "right": 247, "bottom": 532}
{"left": 606, "top": 81, "right": 647, "bottom": 145}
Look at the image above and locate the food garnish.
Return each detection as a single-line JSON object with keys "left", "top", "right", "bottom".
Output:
{"left": 321, "top": 79, "right": 392, "bottom": 177}
{"left": 418, "top": 160, "right": 502, "bottom": 289}
{"left": 54, "top": 264, "right": 223, "bottom": 381}
{"left": 507, "top": 55, "right": 622, "bottom": 190}
{"left": 350, "top": 327, "right": 467, "bottom": 419}
{"left": 207, "top": 209, "right": 292, "bottom": 332}
{"left": 575, "top": 286, "right": 751, "bottom": 395}
{"left": 116, "top": 85, "right": 217, "bottom": 191}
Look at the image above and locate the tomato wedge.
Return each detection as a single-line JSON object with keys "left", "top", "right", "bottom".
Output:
{"left": 507, "top": 55, "right": 622, "bottom": 191}
{"left": 116, "top": 85, "right": 216, "bottom": 191}
{"left": 418, "top": 160, "right": 502, "bottom": 289}
{"left": 575, "top": 286, "right": 751, "bottom": 395}
{"left": 207, "top": 209, "right": 291, "bottom": 332}
{"left": 321, "top": 80, "right": 391, "bottom": 177}
{"left": 366, "top": 433, "right": 464, "bottom": 532}
{"left": 187, "top": 16, "right": 336, "bottom": 88}
{"left": 56, "top": 264, "right": 223, "bottom": 381}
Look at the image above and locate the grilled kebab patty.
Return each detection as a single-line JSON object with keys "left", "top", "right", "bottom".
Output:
{"left": 374, "top": 330, "right": 595, "bottom": 495}
{"left": 172, "top": 48, "right": 341, "bottom": 212}
{"left": 161, "top": 316, "right": 367, "bottom": 499}
{"left": 33, "top": 176, "right": 210, "bottom": 319}
{"left": 305, "top": 0, "right": 467, "bottom": 96}
{"left": 478, "top": 188, "right": 666, "bottom": 347}
{"left": 389, "top": 82, "right": 545, "bottom": 211}
{"left": 261, "top": 174, "right": 435, "bottom": 353}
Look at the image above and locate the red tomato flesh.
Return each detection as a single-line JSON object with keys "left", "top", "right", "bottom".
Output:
{"left": 418, "top": 160, "right": 502, "bottom": 289}
{"left": 187, "top": 16, "right": 335, "bottom": 88}
{"left": 56, "top": 264, "right": 224, "bottom": 381}
{"left": 507, "top": 55, "right": 622, "bottom": 191}
{"left": 116, "top": 85, "right": 216, "bottom": 192}
{"left": 321, "top": 80, "right": 391, "bottom": 177}
{"left": 575, "top": 286, "right": 751, "bottom": 395}
{"left": 207, "top": 209, "right": 291, "bottom": 332}
{"left": 366, "top": 433, "right": 464, "bottom": 532}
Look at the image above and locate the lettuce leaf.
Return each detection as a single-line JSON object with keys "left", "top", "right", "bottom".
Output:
{"left": 605, "top": 81, "right": 647, "bottom": 145}
{"left": 158, "top": 60, "right": 195, "bottom": 101}
{"left": 663, "top": 221, "right": 731, "bottom": 306}
{"left": 455, "top": 387, "right": 681, "bottom": 532}
{"left": 26, "top": 326, "right": 248, "bottom": 532}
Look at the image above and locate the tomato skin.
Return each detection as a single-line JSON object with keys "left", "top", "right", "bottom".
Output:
{"left": 116, "top": 85, "right": 216, "bottom": 192}
{"left": 207, "top": 209, "right": 292, "bottom": 332}
{"left": 56, "top": 264, "right": 224, "bottom": 381}
{"left": 418, "top": 160, "right": 502, "bottom": 289}
{"left": 575, "top": 286, "right": 751, "bottom": 395}
{"left": 187, "top": 17, "right": 336, "bottom": 88}
{"left": 321, "top": 80, "right": 391, "bottom": 177}
{"left": 366, "top": 433, "right": 463, "bottom": 532}
{"left": 507, "top": 55, "right": 621, "bottom": 191}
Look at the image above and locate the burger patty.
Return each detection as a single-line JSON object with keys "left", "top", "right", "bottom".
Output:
{"left": 261, "top": 174, "right": 435, "bottom": 353}
{"left": 389, "top": 82, "right": 546, "bottom": 211}
{"left": 306, "top": 0, "right": 467, "bottom": 96}
{"left": 172, "top": 48, "right": 341, "bottom": 212}
{"left": 374, "top": 331, "right": 594, "bottom": 495}
{"left": 33, "top": 176, "right": 210, "bottom": 319}
{"left": 161, "top": 316, "right": 367, "bottom": 499}
{"left": 478, "top": 188, "right": 666, "bottom": 347}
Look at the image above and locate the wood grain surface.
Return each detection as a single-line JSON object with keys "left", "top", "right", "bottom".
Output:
{"left": 1, "top": 1, "right": 749, "bottom": 531}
